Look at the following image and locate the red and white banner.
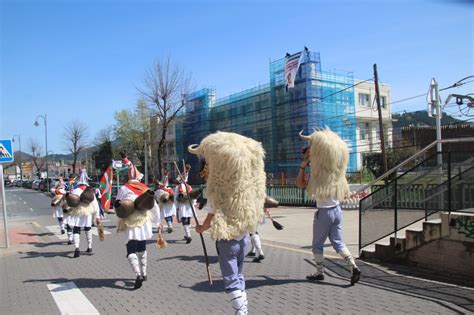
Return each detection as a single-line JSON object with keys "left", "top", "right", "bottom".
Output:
{"left": 285, "top": 51, "right": 304, "bottom": 89}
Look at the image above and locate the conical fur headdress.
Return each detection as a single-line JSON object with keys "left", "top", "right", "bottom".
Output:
{"left": 299, "top": 128, "right": 350, "bottom": 201}
{"left": 188, "top": 131, "right": 266, "bottom": 240}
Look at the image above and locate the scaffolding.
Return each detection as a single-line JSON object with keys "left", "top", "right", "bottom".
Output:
{"left": 176, "top": 51, "right": 357, "bottom": 183}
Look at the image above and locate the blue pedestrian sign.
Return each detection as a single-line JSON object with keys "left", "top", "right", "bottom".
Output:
{"left": 0, "top": 139, "right": 14, "bottom": 163}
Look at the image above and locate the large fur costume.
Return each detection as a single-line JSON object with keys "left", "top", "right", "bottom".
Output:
{"left": 118, "top": 210, "right": 152, "bottom": 231}
{"left": 300, "top": 128, "right": 350, "bottom": 201}
{"left": 189, "top": 131, "right": 266, "bottom": 240}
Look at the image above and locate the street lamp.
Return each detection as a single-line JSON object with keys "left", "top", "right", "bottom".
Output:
{"left": 12, "top": 134, "right": 22, "bottom": 182}
{"left": 34, "top": 114, "right": 49, "bottom": 191}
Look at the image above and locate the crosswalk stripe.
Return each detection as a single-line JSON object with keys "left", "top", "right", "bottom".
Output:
{"left": 47, "top": 281, "right": 99, "bottom": 315}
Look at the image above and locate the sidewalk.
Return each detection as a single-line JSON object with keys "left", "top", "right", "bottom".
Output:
{"left": 1, "top": 210, "right": 473, "bottom": 314}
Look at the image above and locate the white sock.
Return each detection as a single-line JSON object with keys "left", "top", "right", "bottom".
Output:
{"left": 338, "top": 247, "right": 357, "bottom": 269}
{"left": 184, "top": 225, "right": 191, "bottom": 237}
{"left": 138, "top": 251, "right": 147, "bottom": 277}
{"left": 251, "top": 234, "right": 264, "bottom": 256}
{"left": 313, "top": 253, "right": 324, "bottom": 275}
{"left": 67, "top": 230, "right": 73, "bottom": 241}
{"left": 128, "top": 253, "right": 141, "bottom": 277}
{"left": 85, "top": 229, "right": 93, "bottom": 249}
{"left": 73, "top": 233, "right": 80, "bottom": 249}
{"left": 228, "top": 290, "right": 248, "bottom": 315}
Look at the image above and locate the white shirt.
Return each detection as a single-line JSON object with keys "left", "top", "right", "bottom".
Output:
{"left": 117, "top": 184, "right": 161, "bottom": 241}
{"left": 317, "top": 198, "right": 340, "bottom": 208}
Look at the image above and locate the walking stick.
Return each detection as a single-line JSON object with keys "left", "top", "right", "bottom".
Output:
{"left": 174, "top": 161, "right": 213, "bottom": 285}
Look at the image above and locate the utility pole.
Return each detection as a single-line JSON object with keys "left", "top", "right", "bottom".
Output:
{"left": 428, "top": 78, "right": 443, "bottom": 165}
{"left": 373, "top": 64, "right": 388, "bottom": 176}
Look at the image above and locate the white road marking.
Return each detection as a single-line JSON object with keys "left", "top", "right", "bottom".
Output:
{"left": 45, "top": 225, "right": 111, "bottom": 240}
{"left": 23, "top": 201, "right": 27, "bottom": 204}
{"left": 47, "top": 281, "right": 99, "bottom": 315}
{"left": 29, "top": 208, "right": 34, "bottom": 212}
{"left": 18, "top": 197, "right": 22, "bottom": 200}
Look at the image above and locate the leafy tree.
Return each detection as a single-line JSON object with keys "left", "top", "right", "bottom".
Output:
{"left": 363, "top": 144, "right": 418, "bottom": 180}
{"left": 92, "top": 140, "right": 113, "bottom": 174}
{"left": 113, "top": 99, "right": 151, "bottom": 173}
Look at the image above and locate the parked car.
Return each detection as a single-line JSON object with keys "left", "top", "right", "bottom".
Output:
{"left": 4, "top": 178, "right": 12, "bottom": 186}
{"left": 24, "top": 180, "right": 34, "bottom": 188}
{"left": 32, "top": 180, "right": 41, "bottom": 190}
{"left": 39, "top": 178, "right": 58, "bottom": 192}
{"left": 16, "top": 180, "right": 23, "bottom": 187}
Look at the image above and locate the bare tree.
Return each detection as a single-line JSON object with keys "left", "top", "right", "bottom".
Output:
{"left": 137, "top": 57, "right": 191, "bottom": 179}
{"left": 29, "top": 138, "right": 44, "bottom": 176}
{"left": 63, "top": 120, "right": 88, "bottom": 174}
{"left": 93, "top": 126, "right": 114, "bottom": 146}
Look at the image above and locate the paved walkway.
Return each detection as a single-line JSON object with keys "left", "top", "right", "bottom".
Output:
{"left": 1, "top": 207, "right": 473, "bottom": 314}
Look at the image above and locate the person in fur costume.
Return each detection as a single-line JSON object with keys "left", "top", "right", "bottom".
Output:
{"left": 297, "top": 128, "right": 361, "bottom": 285}
{"left": 115, "top": 158, "right": 160, "bottom": 290}
{"left": 65, "top": 176, "right": 101, "bottom": 258}
{"left": 192, "top": 131, "right": 266, "bottom": 315}
{"left": 154, "top": 181, "right": 176, "bottom": 233}
{"left": 174, "top": 179, "right": 194, "bottom": 243}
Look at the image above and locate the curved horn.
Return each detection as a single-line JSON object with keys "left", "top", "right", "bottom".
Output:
{"left": 299, "top": 130, "right": 311, "bottom": 141}
{"left": 188, "top": 144, "right": 200, "bottom": 155}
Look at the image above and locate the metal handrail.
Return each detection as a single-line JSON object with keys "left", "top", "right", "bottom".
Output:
{"left": 355, "top": 137, "right": 474, "bottom": 193}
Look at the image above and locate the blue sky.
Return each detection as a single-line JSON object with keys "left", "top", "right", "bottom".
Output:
{"left": 1, "top": 0, "right": 473, "bottom": 155}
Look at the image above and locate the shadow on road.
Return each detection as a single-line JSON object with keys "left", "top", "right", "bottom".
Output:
{"left": 23, "top": 277, "right": 136, "bottom": 291}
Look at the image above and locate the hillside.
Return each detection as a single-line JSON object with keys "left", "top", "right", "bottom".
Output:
{"left": 392, "top": 110, "right": 468, "bottom": 128}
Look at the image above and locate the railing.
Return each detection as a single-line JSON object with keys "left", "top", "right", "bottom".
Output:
{"left": 358, "top": 137, "right": 474, "bottom": 253}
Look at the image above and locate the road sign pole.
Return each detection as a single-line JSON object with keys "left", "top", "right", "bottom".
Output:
{"left": 0, "top": 164, "right": 9, "bottom": 248}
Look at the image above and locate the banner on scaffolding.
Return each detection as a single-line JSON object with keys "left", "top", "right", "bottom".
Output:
{"left": 285, "top": 51, "right": 304, "bottom": 89}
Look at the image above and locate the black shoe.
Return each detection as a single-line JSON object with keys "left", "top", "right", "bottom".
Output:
{"left": 246, "top": 252, "right": 256, "bottom": 257}
{"left": 351, "top": 267, "right": 361, "bottom": 286}
{"left": 306, "top": 273, "right": 325, "bottom": 281}
{"left": 74, "top": 248, "right": 80, "bottom": 258}
{"left": 186, "top": 237, "right": 192, "bottom": 244}
{"left": 143, "top": 275, "right": 147, "bottom": 281}
{"left": 134, "top": 276, "right": 144, "bottom": 290}
{"left": 67, "top": 240, "right": 73, "bottom": 245}
{"left": 253, "top": 255, "right": 265, "bottom": 263}
{"left": 86, "top": 248, "right": 92, "bottom": 253}
{"left": 61, "top": 229, "right": 65, "bottom": 235}
{"left": 167, "top": 227, "right": 172, "bottom": 233}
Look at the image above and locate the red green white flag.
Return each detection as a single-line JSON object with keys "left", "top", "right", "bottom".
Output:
{"left": 99, "top": 165, "right": 113, "bottom": 210}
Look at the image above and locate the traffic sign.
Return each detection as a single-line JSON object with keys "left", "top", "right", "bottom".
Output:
{"left": 0, "top": 139, "right": 14, "bottom": 163}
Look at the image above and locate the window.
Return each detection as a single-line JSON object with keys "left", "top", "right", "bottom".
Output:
{"left": 381, "top": 96, "right": 387, "bottom": 108}
{"left": 359, "top": 93, "right": 370, "bottom": 107}
{"left": 167, "top": 143, "right": 175, "bottom": 156}
{"left": 360, "top": 123, "right": 369, "bottom": 140}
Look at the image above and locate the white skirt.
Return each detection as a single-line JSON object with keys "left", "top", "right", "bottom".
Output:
{"left": 127, "top": 221, "right": 153, "bottom": 241}
{"left": 68, "top": 214, "right": 93, "bottom": 228}
{"left": 177, "top": 202, "right": 194, "bottom": 218}
{"left": 53, "top": 207, "right": 63, "bottom": 218}
{"left": 160, "top": 203, "right": 176, "bottom": 218}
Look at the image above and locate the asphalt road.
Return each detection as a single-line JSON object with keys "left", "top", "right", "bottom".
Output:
{"left": 1, "top": 187, "right": 52, "bottom": 218}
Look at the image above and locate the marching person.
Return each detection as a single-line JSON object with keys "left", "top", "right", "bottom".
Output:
{"left": 51, "top": 187, "right": 67, "bottom": 234}
{"left": 297, "top": 128, "right": 361, "bottom": 285}
{"left": 192, "top": 131, "right": 266, "bottom": 315}
{"left": 155, "top": 181, "right": 176, "bottom": 233}
{"left": 65, "top": 175, "right": 101, "bottom": 257}
{"left": 174, "top": 179, "right": 194, "bottom": 243}
{"left": 114, "top": 154, "right": 160, "bottom": 290}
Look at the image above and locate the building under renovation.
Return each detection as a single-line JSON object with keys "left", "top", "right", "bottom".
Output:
{"left": 155, "top": 50, "right": 392, "bottom": 184}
